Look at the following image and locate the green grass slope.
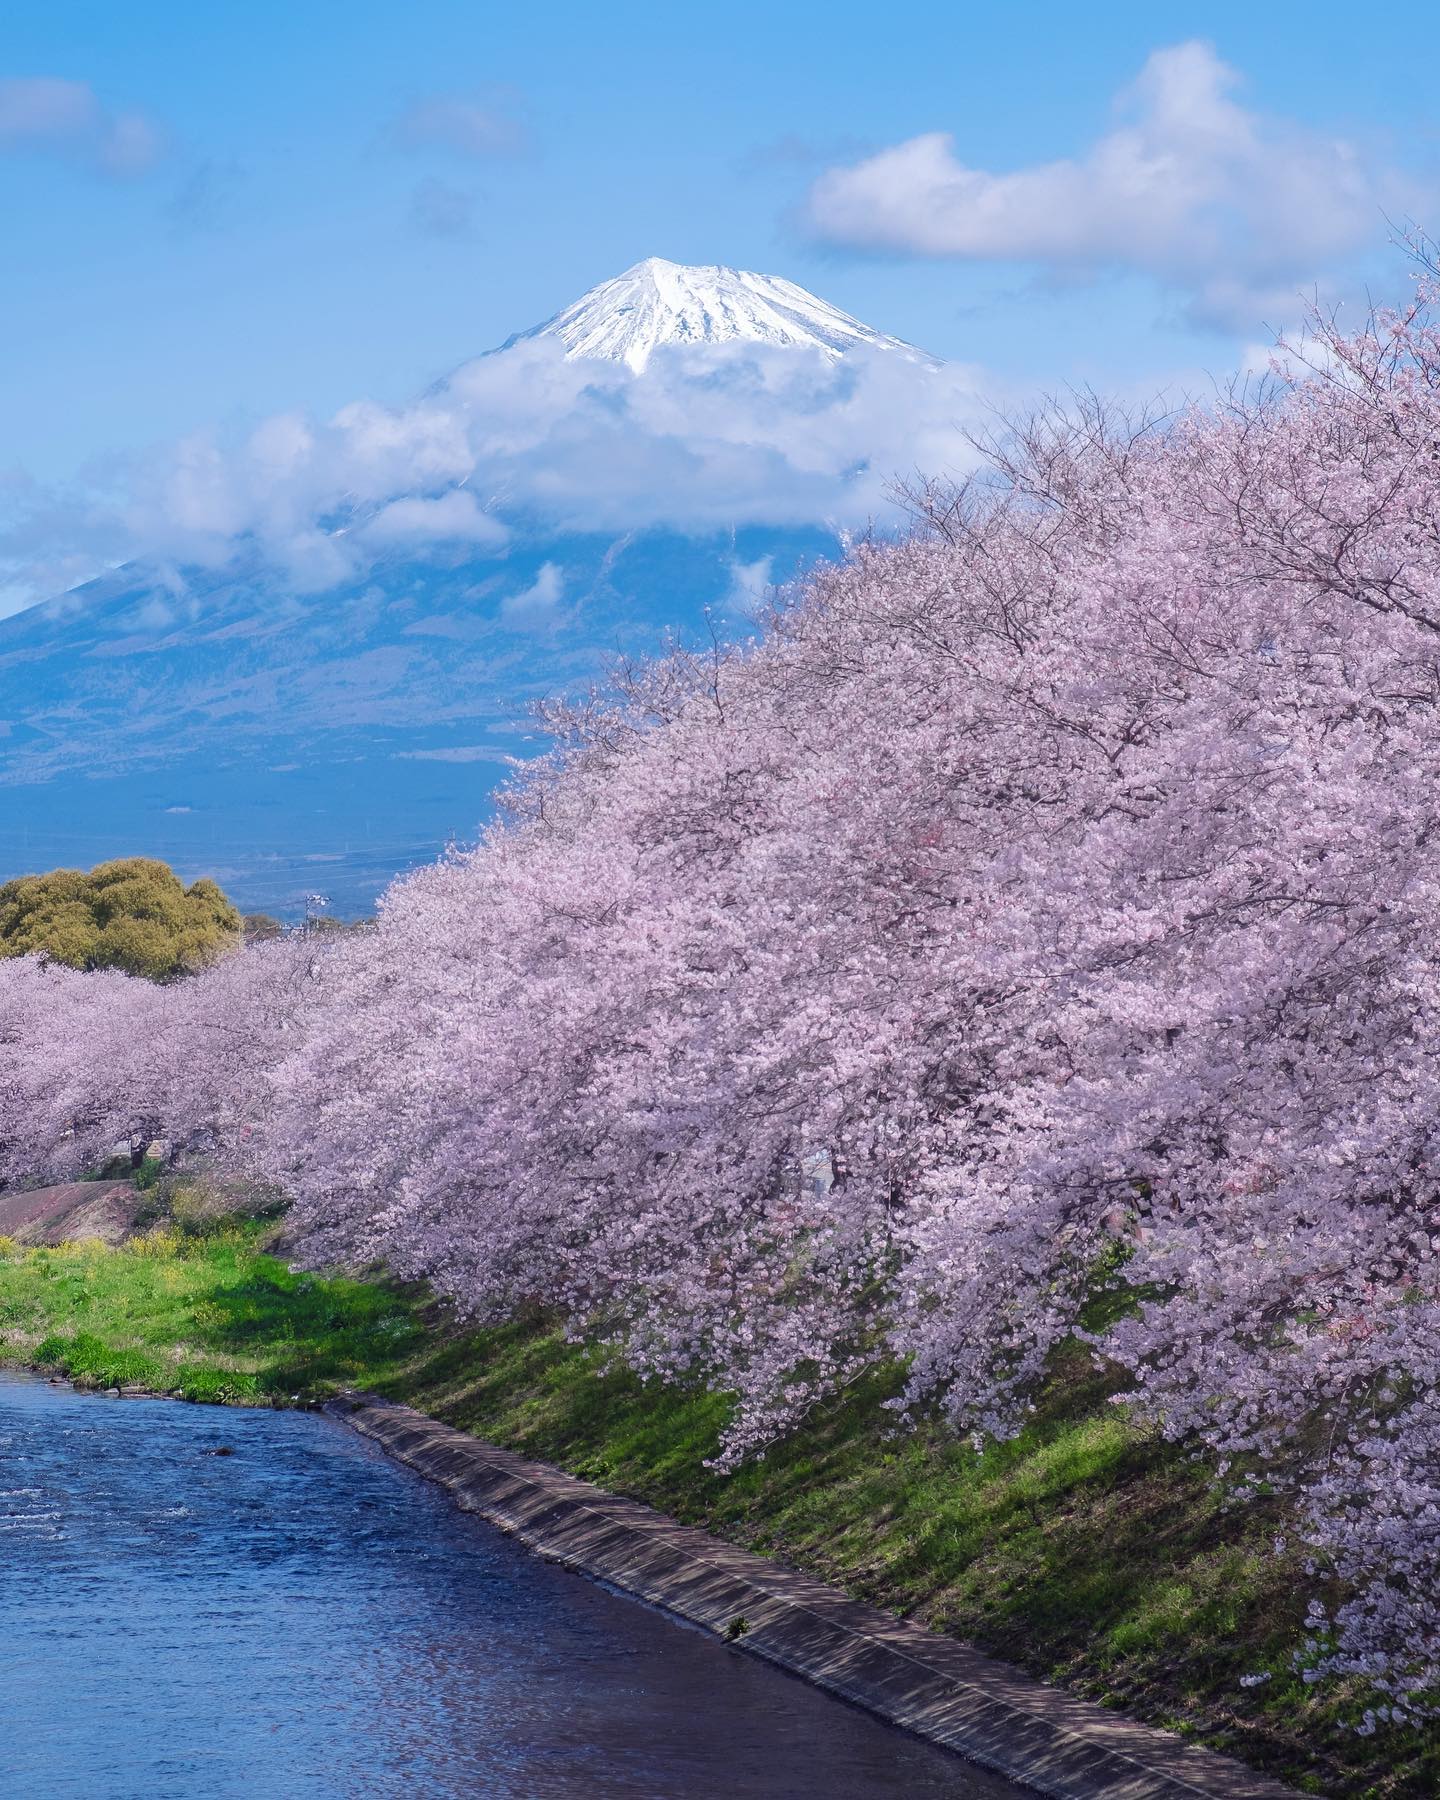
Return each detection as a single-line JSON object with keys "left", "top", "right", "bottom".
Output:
{"left": 0, "top": 1200, "right": 1432, "bottom": 1799}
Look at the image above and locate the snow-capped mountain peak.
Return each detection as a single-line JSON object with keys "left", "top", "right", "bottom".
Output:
{"left": 502, "top": 257, "right": 934, "bottom": 372}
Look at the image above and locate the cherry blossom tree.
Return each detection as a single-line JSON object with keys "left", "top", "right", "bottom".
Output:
{"left": 0, "top": 934, "right": 327, "bottom": 1190}
{"left": 10, "top": 281, "right": 1440, "bottom": 1708}
{"left": 0, "top": 955, "right": 173, "bottom": 1183}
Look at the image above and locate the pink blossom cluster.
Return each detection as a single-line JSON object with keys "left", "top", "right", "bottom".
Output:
{"left": 0, "top": 936, "right": 322, "bottom": 1186}
{"left": 9, "top": 291, "right": 1440, "bottom": 1707}
{"left": 0, "top": 956, "right": 166, "bottom": 1183}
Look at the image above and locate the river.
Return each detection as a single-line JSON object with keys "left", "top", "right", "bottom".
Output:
{"left": 0, "top": 1372, "right": 1023, "bottom": 1798}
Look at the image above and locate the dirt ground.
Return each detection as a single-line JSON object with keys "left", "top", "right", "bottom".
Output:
{"left": 0, "top": 1181, "right": 144, "bottom": 1247}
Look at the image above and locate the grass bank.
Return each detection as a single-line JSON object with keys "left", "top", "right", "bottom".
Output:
{"left": 0, "top": 1196, "right": 1432, "bottom": 1800}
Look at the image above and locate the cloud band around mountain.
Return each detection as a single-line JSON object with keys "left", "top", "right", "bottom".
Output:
{"left": 0, "top": 337, "right": 989, "bottom": 611}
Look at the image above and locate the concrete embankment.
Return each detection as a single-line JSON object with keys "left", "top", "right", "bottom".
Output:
{"left": 334, "top": 1392, "right": 1298, "bottom": 1800}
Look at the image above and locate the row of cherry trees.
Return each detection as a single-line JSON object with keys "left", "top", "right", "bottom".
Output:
{"left": 0, "top": 923, "right": 334, "bottom": 1195}
{"left": 6, "top": 292, "right": 1440, "bottom": 1712}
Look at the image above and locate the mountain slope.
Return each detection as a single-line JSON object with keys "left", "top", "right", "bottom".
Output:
{"left": 501, "top": 257, "right": 934, "bottom": 372}
{"left": 0, "top": 526, "right": 835, "bottom": 914}
{"left": 0, "top": 258, "right": 942, "bottom": 914}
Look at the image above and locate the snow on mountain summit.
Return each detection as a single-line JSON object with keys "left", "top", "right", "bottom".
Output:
{"left": 502, "top": 257, "right": 934, "bottom": 372}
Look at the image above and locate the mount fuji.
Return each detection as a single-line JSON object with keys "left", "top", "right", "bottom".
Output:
{"left": 0, "top": 262, "right": 945, "bottom": 915}
{"left": 502, "top": 256, "right": 934, "bottom": 372}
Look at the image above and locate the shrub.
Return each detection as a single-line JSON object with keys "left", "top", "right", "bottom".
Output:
{"left": 0, "top": 857, "right": 241, "bottom": 981}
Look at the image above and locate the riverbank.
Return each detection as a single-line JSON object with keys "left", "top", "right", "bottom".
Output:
{"left": 0, "top": 1199, "right": 1432, "bottom": 1798}
{"left": 5, "top": 1370, "right": 992, "bottom": 1800}
{"left": 340, "top": 1391, "right": 1294, "bottom": 1800}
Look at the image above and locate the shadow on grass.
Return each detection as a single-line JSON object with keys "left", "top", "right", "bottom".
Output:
{"left": 376, "top": 1324, "right": 1435, "bottom": 1799}
{"left": 10, "top": 1233, "right": 1437, "bottom": 1797}
{"left": 181, "top": 1255, "right": 432, "bottom": 1395}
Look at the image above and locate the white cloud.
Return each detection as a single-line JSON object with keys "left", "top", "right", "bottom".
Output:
{"left": 390, "top": 92, "right": 528, "bottom": 160}
{"left": 129, "top": 595, "right": 179, "bottom": 629}
{"left": 0, "top": 337, "right": 993, "bottom": 613}
{"left": 431, "top": 337, "right": 989, "bottom": 532}
{"left": 395, "top": 745, "right": 507, "bottom": 764}
{"left": 721, "top": 554, "right": 774, "bottom": 617}
{"left": 0, "top": 77, "right": 164, "bottom": 176}
{"left": 500, "top": 560, "right": 565, "bottom": 627}
{"left": 363, "top": 489, "right": 508, "bottom": 547}
{"left": 806, "top": 41, "right": 1412, "bottom": 326}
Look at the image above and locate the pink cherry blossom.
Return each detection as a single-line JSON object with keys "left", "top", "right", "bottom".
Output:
{"left": 10, "top": 285, "right": 1440, "bottom": 1710}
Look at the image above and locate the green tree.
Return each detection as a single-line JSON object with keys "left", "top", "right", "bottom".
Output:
{"left": 0, "top": 858, "right": 242, "bottom": 980}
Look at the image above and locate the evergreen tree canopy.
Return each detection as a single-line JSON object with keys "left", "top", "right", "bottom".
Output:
{"left": 0, "top": 858, "right": 241, "bottom": 980}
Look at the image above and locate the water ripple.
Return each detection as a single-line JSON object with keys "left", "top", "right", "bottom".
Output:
{"left": 0, "top": 1372, "right": 1012, "bottom": 1799}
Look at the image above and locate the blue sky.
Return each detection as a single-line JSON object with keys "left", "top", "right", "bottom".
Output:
{"left": 4, "top": 1, "right": 1440, "bottom": 905}
{"left": 2, "top": 1, "right": 1438, "bottom": 590}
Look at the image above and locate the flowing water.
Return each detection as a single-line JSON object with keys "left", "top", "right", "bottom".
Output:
{"left": 0, "top": 1372, "right": 1022, "bottom": 1798}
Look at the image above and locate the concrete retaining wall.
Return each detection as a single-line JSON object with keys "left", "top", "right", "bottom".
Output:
{"left": 332, "top": 1393, "right": 1298, "bottom": 1800}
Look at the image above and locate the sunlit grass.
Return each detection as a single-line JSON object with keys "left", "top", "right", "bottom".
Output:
{"left": 0, "top": 1213, "right": 1434, "bottom": 1796}
{"left": 0, "top": 1224, "right": 425, "bottom": 1403}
